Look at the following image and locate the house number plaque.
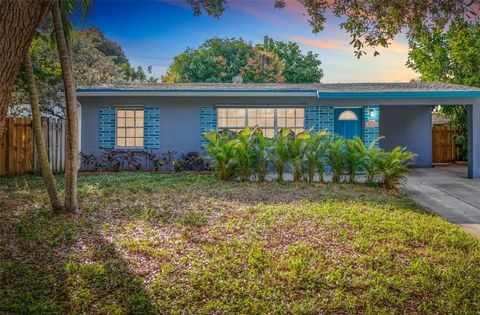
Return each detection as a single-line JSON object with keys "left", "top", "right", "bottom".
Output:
{"left": 365, "top": 120, "right": 379, "bottom": 128}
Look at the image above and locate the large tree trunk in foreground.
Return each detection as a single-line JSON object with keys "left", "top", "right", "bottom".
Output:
{"left": 23, "top": 51, "right": 63, "bottom": 212}
{"left": 52, "top": 1, "right": 78, "bottom": 212}
{"left": 0, "top": 0, "right": 53, "bottom": 138}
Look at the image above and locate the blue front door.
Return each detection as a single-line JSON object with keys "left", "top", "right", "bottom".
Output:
{"left": 334, "top": 108, "right": 362, "bottom": 139}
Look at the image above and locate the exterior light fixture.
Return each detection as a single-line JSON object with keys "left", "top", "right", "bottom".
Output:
{"left": 369, "top": 109, "right": 375, "bottom": 118}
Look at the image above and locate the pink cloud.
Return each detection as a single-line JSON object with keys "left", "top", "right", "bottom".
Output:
{"left": 281, "top": 0, "right": 306, "bottom": 15}
{"left": 380, "top": 40, "right": 409, "bottom": 54}
{"left": 286, "top": 35, "right": 349, "bottom": 51}
{"left": 287, "top": 35, "right": 409, "bottom": 55}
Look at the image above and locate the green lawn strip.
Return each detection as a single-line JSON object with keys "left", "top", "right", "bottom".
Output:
{"left": 0, "top": 173, "right": 479, "bottom": 314}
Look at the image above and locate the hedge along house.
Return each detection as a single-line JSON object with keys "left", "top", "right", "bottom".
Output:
{"left": 75, "top": 82, "right": 480, "bottom": 179}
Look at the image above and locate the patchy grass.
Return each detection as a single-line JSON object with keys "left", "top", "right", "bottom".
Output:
{"left": 0, "top": 173, "right": 479, "bottom": 314}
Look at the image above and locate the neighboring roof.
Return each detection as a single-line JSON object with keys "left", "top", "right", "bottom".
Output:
{"left": 74, "top": 82, "right": 480, "bottom": 98}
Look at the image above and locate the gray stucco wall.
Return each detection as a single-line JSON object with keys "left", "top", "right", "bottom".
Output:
{"left": 78, "top": 95, "right": 313, "bottom": 169}
{"left": 380, "top": 105, "right": 433, "bottom": 167}
{"left": 79, "top": 96, "right": 210, "bottom": 159}
{"left": 79, "top": 95, "right": 434, "bottom": 169}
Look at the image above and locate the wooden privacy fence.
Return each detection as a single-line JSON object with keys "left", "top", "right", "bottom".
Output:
{"left": 432, "top": 125, "right": 456, "bottom": 163}
{"left": 0, "top": 117, "right": 65, "bottom": 176}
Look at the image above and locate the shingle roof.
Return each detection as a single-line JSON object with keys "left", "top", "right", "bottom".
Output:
{"left": 76, "top": 82, "right": 480, "bottom": 92}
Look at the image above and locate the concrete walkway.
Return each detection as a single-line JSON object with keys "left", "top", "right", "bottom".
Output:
{"left": 402, "top": 166, "right": 480, "bottom": 238}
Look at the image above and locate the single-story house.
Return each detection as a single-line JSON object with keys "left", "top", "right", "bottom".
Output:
{"left": 75, "top": 82, "right": 480, "bottom": 178}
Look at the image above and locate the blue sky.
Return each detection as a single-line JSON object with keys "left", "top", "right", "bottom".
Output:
{"left": 84, "top": 0, "right": 418, "bottom": 83}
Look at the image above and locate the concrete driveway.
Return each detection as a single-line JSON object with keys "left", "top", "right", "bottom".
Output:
{"left": 402, "top": 166, "right": 480, "bottom": 238}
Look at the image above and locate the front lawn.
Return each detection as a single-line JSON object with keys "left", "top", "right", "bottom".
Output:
{"left": 0, "top": 173, "right": 479, "bottom": 314}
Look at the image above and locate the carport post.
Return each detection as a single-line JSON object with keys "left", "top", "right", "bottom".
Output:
{"left": 468, "top": 101, "right": 480, "bottom": 179}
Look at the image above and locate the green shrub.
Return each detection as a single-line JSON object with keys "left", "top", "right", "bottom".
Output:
{"left": 234, "top": 127, "right": 256, "bottom": 181}
{"left": 327, "top": 136, "right": 347, "bottom": 183}
{"left": 203, "top": 131, "right": 238, "bottom": 181}
{"left": 305, "top": 131, "right": 328, "bottom": 182}
{"left": 252, "top": 129, "right": 271, "bottom": 182}
{"left": 358, "top": 138, "right": 384, "bottom": 183}
{"left": 270, "top": 128, "right": 291, "bottom": 182}
{"left": 204, "top": 128, "right": 415, "bottom": 189}
{"left": 344, "top": 137, "right": 365, "bottom": 183}
{"left": 288, "top": 131, "right": 310, "bottom": 181}
{"left": 377, "top": 146, "right": 416, "bottom": 189}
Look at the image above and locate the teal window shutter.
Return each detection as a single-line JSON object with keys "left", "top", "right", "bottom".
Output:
{"left": 99, "top": 106, "right": 115, "bottom": 148}
{"left": 144, "top": 107, "right": 160, "bottom": 149}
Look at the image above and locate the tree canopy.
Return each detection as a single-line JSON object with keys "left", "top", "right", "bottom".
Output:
{"left": 191, "top": 0, "right": 479, "bottom": 58}
{"left": 162, "top": 36, "right": 323, "bottom": 83}
{"left": 407, "top": 20, "right": 480, "bottom": 158}
{"left": 407, "top": 20, "right": 480, "bottom": 87}
{"left": 12, "top": 26, "right": 157, "bottom": 117}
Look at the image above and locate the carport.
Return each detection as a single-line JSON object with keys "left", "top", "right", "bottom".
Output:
{"left": 313, "top": 83, "right": 480, "bottom": 177}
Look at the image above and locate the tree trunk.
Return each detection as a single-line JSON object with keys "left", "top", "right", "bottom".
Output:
{"left": 0, "top": 0, "right": 53, "bottom": 138}
{"left": 52, "top": 1, "right": 78, "bottom": 212}
{"left": 23, "top": 51, "right": 63, "bottom": 211}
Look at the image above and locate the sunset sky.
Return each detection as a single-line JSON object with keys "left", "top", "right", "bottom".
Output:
{"left": 84, "top": 0, "right": 419, "bottom": 83}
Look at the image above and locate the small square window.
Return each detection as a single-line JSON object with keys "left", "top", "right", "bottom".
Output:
{"left": 116, "top": 108, "right": 144, "bottom": 148}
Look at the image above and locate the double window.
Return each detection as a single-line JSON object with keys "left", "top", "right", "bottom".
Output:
{"left": 116, "top": 108, "right": 144, "bottom": 147}
{"left": 217, "top": 107, "right": 305, "bottom": 137}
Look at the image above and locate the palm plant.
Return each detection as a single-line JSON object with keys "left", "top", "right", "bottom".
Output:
{"left": 203, "top": 131, "right": 238, "bottom": 181}
{"left": 327, "top": 136, "right": 347, "bottom": 183}
{"left": 305, "top": 132, "right": 321, "bottom": 182}
{"left": 252, "top": 128, "right": 271, "bottom": 182}
{"left": 358, "top": 138, "right": 384, "bottom": 183}
{"left": 270, "top": 128, "right": 291, "bottom": 182}
{"left": 344, "top": 136, "right": 365, "bottom": 183}
{"left": 315, "top": 132, "right": 329, "bottom": 182}
{"left": 52, "top": 0, "right": 92, "bottom": 212}
{"left": 234, "top": 127, "right": 256, "bottom": 181}
{"left": 23, "top": 49, "right": 63, "bottom": 211}
{"left": 303, "top": 130, "right": 329, "bottom": 183}
{"left": 288, "top": 131, "right": 310, "bottom": 181}
{"left": 377, "top": 146, "right": 416, "bottom": 189}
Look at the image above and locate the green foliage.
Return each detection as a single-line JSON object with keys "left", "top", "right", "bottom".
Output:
{"left": 162, "top": 38, "right": 254, "bottom": 83}
{"left": 204, "top": 128, "right": 414, "bottom": 188}
{"left": 358, "top": 138, "right": 384, "bottom": 183}
{"left": 262, "top": 36, "right": 323, "bottom": 83}
{"left": 270, "top": 128, "right": 291, "bottom": 182}
{"left": 288, "top": 131, "right": 310, "bottom": 181}
{"left": 377, "top": 147, "right": 416, "bottom": 189}
{"left": 344, "top": 136, "right": 365, "bottom": 183}
{"left": 252, "top": 129, "right": 271, "bottom": 182}
{"left": 305, "top": 131, "right": 328, "bottom": 182}
{"left": 234, "top": 127, "right": 257, "bottom": 181}
{"left": 189, "top": 0, "right": 474, "bottom": 58}
{"left": 162, "top": 36, "right": 323, "bottom": 83}
{"left": 407, "top": 20, "right": 480, "bottom": 158}
{"left": 240, "top": 49, "right": 285, "bottom": 83}
{"left": 327, "top": 136, "right": 347, "bottom": 183}
{"left": 13, "top": 26, "right": 157, "bottom": 116}
{"left": 203, "top": 131, "right": 238, "bottom": 181}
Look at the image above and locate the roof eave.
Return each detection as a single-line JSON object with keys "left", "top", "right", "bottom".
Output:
{"left": 316, "top": 91, "right": 480, "bottom": 99}
{"left": 73, "top": 90, "right": 318, "bottom": 97}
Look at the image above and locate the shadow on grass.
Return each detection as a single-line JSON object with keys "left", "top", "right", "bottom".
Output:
{"left": 0, "top": 196, "right": 155, "bottom": 314}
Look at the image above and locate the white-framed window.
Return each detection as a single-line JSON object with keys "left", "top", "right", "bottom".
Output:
{"left": 116, "top": 108, "right": 144, "bottom": 147}
{"left": 217, "top": 107, "right": 305, "bottom": 137}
